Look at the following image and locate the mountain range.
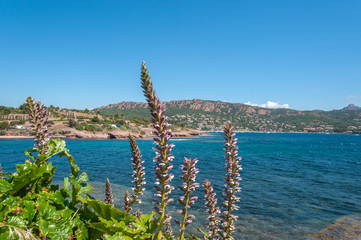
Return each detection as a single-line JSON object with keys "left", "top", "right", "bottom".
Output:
{"left": 95, "top": 100, "right": 361, "bottom": 134}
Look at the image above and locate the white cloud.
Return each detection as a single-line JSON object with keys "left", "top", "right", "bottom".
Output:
{"left": 245, "top": 101, "right": 290, "bottom": 109}
{"left": 346, "top": 95, "right": 360, "bottom": 101}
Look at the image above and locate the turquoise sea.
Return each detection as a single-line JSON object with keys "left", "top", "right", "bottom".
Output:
{"left": 1, "top": 133, "right": 360, "bottom": 239}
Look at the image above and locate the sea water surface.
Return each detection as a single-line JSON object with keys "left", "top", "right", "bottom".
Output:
{"left": 1, "top": 133, "right": 360, "bottom": 239}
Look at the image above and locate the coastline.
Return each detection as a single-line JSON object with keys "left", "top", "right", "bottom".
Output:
{"left": 0, "top": 129, "right": 208, "bottom": 140}
{"left": 1, "top": 130, "right": 359, "bottom": 140}
{"left": 0, "top": 135, "right": 34, "bottom": 139}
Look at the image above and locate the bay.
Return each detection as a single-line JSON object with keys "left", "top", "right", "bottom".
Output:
{"left": 1, "top": 132, "right": 360, "bottom": 239}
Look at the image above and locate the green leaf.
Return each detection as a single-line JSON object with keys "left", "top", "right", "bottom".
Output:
{"left": 38, "top": 203, "right": 59, "bottom": 220}
{"left": 19, "top": 200, "right": 37, "bottom": 224}
{"left": 82, "top": 199, "right": 131, "bottom": 222}
{"left": 39, "top": 218, "right": 72, "bottom": 240}
{"left": 38, "top": 138, "right": 67, "bottom": 163}
{"left": 45, "top": 138, "right": 66, "bottom": 157}
{"left": 63, "top": 177, "right": 70, "bottom": 190}
{"left": 0, "top": 178, "right": 13, "bottom": 193}
{"left": 53, "top": 190, "right": 65, "bottom": 206}
{"left": 70, "top": 172, "right": 93, "bottom": 203}
{"left": 6, "top": 216, "right": 26, "bottom": 227}
{"left": 133, "top": 212, "right": 158, "bottom": 234}
{"left": 87, "top": 222, "right": 112, "bottom": 239}
{"left": 61, "top": 177, "right": 71, "bottom": 198}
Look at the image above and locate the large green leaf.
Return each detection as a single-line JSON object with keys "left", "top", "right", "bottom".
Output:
{"left": 83, "top": 199, "right": 131, "bottom": 222}
{"left": 44, "top": 138, "right": 66, "bottom": 159}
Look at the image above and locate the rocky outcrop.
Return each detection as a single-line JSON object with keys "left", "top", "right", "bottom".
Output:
{"left": 343, "top": 104, "right": 361, "bottom": 110}
{"left": 171, "top": 130, "right": 205, "bottom": 138}
{"left": 311, "top": 214, "right": 361, "bottom": 240}
{"left": 107, "top": 130, "right": 144, "bottom": 139}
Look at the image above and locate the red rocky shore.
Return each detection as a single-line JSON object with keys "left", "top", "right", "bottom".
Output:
{"left": 1, "top": 128, "right": 208, "bottom": 140}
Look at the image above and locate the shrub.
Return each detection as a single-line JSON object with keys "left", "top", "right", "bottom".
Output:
{"left": 75, "top": 125, "right": 84, "bottom": 131}
{"left": 67, "top": 118, "right": 77, "bottom": 127}
{"left": 91, "top": 116, "right": 100, "bottom": 123}
{"left": 0, "top": 121, "right": 9, "bottom": 130}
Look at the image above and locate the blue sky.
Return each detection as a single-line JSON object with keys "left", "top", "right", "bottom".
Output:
{"left": 0, "top": 1, "right": 360, "bottom": 110}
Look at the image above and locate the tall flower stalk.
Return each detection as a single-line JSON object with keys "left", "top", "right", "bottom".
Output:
{"left": 140, "top": 61, "right": 175, "bottom": 239}
{"left": 175, "top": 157, "right": 199, "bottom": 240}
{"left": 221, "top": 123, "right": 242, "bottom": 240}
{"left": 203, "top": 179, "right": 221, "bottom": 240}
{"left": 26, "top": 97, "right": 50, "bottom": 156}
{"left": 124, "top": 134, "right": 146, "bottom": 214}
{"left": 104, "top": 178, "right": 114, "bottom": 204}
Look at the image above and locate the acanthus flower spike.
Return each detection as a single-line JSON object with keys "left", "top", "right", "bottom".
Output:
{"left": 26, "top": 97, "right": 51, "bottom": 156}
{"left": 140, "top": 61, "right": 175, "bottom": 239}
{"left": 176, "top": 157, "right": 199, "bottom": 240}
{"left": 220, "top": 123, "right": 242, "bottom": 240}
{"left": 104, "top": 178, "right": 114, "bottom": 204}
{"left": 203, "top": 179, "right": 221, "bottom": 240}
{"left": 125, "top": 134, "right": 146, "bottom": 214}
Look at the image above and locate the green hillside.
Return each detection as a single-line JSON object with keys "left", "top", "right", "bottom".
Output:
{"left": 95, "top": 100, "right": 361, "bottom": 134}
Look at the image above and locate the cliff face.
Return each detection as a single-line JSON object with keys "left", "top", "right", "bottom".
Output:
{"left": 98, "top": 102, "right": 148, "bottom": 110}
{"left": 95, "top": 100, "right": 361, "bottom": 134}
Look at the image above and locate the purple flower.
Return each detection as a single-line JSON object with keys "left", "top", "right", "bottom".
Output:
{"left": 203, "top": 179, "right": 221, "bottom": 240}
{"left": 26, "top": 97, "right": 51, "bottom": 155}
{"left": 220, "top": 123, "right": 242, "bottom": 240}
{"left": 104, "top": 178, "right": 114, "bottom": 204}
{"left": 176, "top": 157, "right": 199, "bottom": 240}
{"left": 123, "top": 134, "right": 146, "bottom": 214}
{"left": 140, "top": 61, "right": 175, "bottom": 239}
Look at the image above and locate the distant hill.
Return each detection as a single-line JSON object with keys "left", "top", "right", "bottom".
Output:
{"left": 94, "top": 100, "right": 361, "bottom": 134}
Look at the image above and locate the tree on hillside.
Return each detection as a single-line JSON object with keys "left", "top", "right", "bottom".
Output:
{"left": 0, "top": 121, "right": 9, "bottom": 130}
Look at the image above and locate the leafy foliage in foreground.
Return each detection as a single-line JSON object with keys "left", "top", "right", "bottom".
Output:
{"left": 0, "top": 137, "right": 157, "bottom": 239}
